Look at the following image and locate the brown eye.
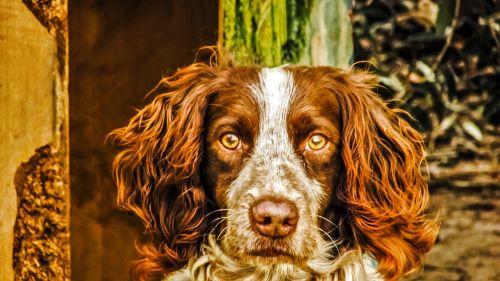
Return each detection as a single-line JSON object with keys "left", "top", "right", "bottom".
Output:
{"left": 220, "top": 133, "right": 240, "bottom": 150}
{"left": 306, "top": 134, "right": 327, "bottom": 151}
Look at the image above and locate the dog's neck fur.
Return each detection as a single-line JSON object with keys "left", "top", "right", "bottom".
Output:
{"left": 164, "top": 236, "right": 382, "bottom": 281}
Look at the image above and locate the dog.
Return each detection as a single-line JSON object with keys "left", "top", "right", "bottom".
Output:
{"left": 110, "top": 61, "right": 439, "bottom": 281}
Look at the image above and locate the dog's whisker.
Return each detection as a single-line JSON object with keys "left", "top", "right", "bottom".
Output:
{"left": 208, "top": 216, "right": 227, "bottom": 224}
{"left": 205, "top": 209, "right": 229, "bottom": 218}
{"left": 216, "top": 226, "right": 229, "bottom": 241}
{"left": 206, "top": 216, "right": 227, "bottom": 224}
{"left": 304, "top": 238, "right": 314, "bottom": 254}
{"left": 206, "top": 217, "right": 227, "bottom": 234}
{"left": 208, "top": 216, "right": 227, "bottom": 231}
{"left": 315, "top": 225, "right": 335, "bottom": 243}
{"left": 317, "top": 215, "right": 338, "bottom": 228}
{"left": 316, "top": 215, "right": 342, "bottom": 255}
{"left": 314, "top": 225, "right": 341, "bottom": 256}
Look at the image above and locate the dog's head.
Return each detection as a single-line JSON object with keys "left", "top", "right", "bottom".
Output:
{"left": 111, "top": 63, "right": 439, "bottom": 281}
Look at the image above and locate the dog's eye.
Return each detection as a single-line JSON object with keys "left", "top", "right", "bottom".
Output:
{"left": 306, "top": 134, "right": 327, "bottom": 151}
{"left": 220, "top": 133, "right": 240, "bottom": 150}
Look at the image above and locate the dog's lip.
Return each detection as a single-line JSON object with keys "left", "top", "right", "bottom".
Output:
{"left": 248, "top": 248, "right": 292, "bottom": 257}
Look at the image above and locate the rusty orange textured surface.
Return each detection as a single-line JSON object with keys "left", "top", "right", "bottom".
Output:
{"left": 13, "top": 145, "right": 70, "bottom": 281}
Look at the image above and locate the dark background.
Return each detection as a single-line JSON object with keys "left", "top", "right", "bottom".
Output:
{"left": 68, "top": 1, "right": 218, "bottom": 280}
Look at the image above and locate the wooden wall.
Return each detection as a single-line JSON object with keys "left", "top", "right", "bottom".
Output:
{"left": 68, "top": 1, "right": 218, "bottom": 280}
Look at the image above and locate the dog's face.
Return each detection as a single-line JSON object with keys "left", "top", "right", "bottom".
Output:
{"left": 111, "top": 64, "right": 439, "bottom": 281}
{"left": 202, "top": 67, "right": 342, "bottom": 263}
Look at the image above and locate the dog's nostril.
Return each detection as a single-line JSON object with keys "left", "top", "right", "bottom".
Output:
{"left": 251, "top": 199, "right": 298, "bottom": 238}
{"left": 262, "top": 216, "right": 272, "bottom": 225}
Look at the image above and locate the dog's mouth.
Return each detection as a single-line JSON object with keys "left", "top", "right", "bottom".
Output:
{"left": 248, "top": 248, "right": 292, "bottom": 257}
{"left": 244, "top": 238, "right": 299, "bottom": 261}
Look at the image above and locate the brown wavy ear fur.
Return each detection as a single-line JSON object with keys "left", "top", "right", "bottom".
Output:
{"left": 109, "top": 63, "right": 221, "bottom": 281}
{"left": 328, "top": 70, "right": 439, "bottom": 280}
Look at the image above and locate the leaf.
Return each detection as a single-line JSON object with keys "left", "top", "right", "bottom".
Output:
{"left": 460, "top": 118, "right": 483, "bottom": 141}
{"left": 378, "top": 75, "right": 406, "bottom": 99}
{"left": 416, "top": 61, "right": 436, "bottom": 82}
{"left": 439, "top": 112, "right": 458, "bottom": 134}
{"left": 396, "top": 0, "right": 438, "bottom": 30}
{"left": 435, "top": 0, "right": 456, "bottom": 36}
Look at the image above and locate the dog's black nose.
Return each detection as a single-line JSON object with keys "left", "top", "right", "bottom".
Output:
{"left": 251, "top": 199, "right": 298, "bottom": 238}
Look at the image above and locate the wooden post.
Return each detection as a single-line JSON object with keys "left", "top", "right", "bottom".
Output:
{"left": 220, "top": 0, "right": 353, "bottom": 68}
{"left": 0, "top": 0, "right": 70, "bottom": 280}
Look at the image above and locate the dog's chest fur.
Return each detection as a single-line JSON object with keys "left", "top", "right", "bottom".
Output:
{"left": 163, "top": 236, "right": 383, "bottom": 281}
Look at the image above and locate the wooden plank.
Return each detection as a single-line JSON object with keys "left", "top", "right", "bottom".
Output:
{"left": 0, "top": 0, "right": 69, "bottom": 280}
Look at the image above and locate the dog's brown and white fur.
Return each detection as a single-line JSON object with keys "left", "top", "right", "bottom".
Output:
{"left": 111, "top": 62, "right": 439, "bottom": 281}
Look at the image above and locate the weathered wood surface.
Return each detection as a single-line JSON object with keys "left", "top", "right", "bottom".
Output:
{"left": 0, "top": 0, "right": 69, "bottom": 280}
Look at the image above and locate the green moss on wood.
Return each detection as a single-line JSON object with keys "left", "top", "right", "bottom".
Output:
{"left": 221, "top": 0, "right": 352, "bottom": 67}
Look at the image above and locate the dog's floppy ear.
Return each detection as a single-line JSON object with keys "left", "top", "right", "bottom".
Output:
{"left": 110, "top": 63, "right": 220, "bottom": 280}
{"left": 329, "top": 70, "right": 439, "bottom": 280}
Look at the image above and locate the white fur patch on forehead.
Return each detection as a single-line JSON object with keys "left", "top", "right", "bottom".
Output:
{"left": 250, "top": 67, "right": 296, "bottom": 156}
{"left": 259, "top": 67, "right": 294, "bottom": 111}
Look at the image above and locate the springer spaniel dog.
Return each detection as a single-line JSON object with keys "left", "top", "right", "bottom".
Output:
{"left": 111, "top": 62, "right": 439, "bottom": 281}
